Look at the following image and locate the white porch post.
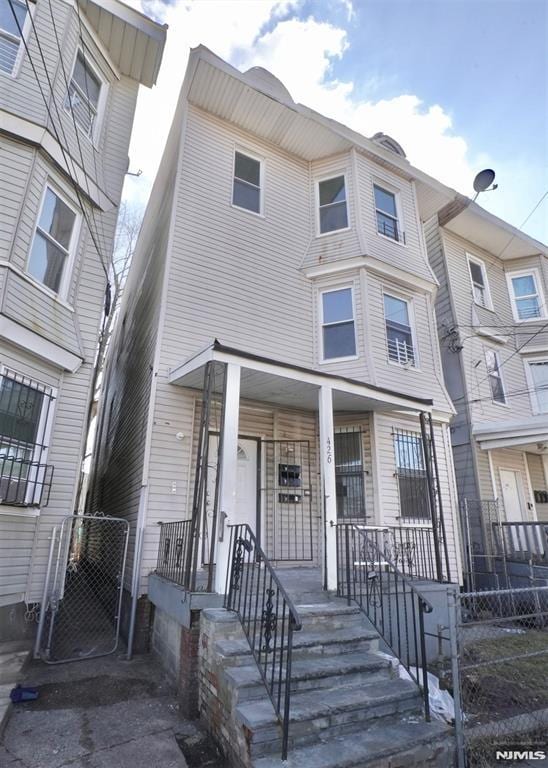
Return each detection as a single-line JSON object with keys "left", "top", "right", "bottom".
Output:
{"left": 214, "top": 363, "right": 241, "bottom": 594}
{"left": 319, "top": 385, "right": 338, "bottom": 591}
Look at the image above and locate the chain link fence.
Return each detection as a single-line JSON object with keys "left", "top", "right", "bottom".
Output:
{"left": 451, "top": 585, "right": 548, "bottom": 767}
{"left": 35, "top": 515, "right": 129, "bottom": 663}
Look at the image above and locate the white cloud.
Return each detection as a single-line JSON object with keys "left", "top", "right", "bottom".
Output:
{"left": 123, "top": 2, "right": 546, "bottom": 242}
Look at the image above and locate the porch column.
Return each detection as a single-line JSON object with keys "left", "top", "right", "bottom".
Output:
{"left": 214, "top": 363, "right": 241, "bottom": 594}
{"left": 319, "top": 385, "right": 338, "bottom": 591}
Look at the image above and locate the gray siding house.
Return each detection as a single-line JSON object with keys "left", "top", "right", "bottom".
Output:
{"left": 88, "top": 48, "right": 469, "bottom": 765}
{"left": 0, "top": 0, "right": 165, "bottom": 639}
{"left": 426, "top": 197, "right": 548, "bottom": 585}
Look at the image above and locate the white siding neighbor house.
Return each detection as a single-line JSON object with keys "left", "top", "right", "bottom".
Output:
{"left": 426, "top": 196, "right": 548, "bottom": 587}
{"left": 0, "top": 0, "right": 165, "bottom": 641}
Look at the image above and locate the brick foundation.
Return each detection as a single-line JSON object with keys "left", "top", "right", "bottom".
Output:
{"left": 178, "top": 609, "right": 201, "bottom": 718}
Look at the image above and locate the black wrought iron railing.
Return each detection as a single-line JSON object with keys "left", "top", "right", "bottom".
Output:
{"left": 224, "top": 524, "right": 302, "bottom": 761}
{"left": 385, "top": 525, "right": 439, "bottom": 581}
{"left": 336, "top": 523, "right": 433, "bottom": 719}
{"left": 493, "top": 521, "right": 548, "bottom": 565}
{"left": 155, "top": 520, "right": 194, "bottom": 587}
{"left": 0, "top": 451, "right": 53, "bottom": 507}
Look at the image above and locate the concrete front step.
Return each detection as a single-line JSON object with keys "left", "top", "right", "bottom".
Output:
{"left": 252, "top": 718, "right": 454, "bottom": 768}
{"left": 237, "top": 678, "right": 423, "bottom": 756}
{"left": 215, "top": 623, "right": 379, "bottom": 667}
{"left": 224, "top": 651, "right": 394, "bottom": 702}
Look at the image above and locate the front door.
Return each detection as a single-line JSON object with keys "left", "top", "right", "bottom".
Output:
{"left": 500, "top": 469, "right": 526, "bottom": 550}
{"left": 204, "top": 435, "right": 258, "bottom": 564}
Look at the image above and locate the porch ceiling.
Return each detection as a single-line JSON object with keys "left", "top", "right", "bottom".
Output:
{"left": 473, "top": 416, "right": 548, "bottom": 452}
{"left": 168, "top": 341, "right": 433, "bottom": 413}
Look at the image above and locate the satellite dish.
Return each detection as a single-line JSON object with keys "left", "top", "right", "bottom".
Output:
{"left": 473, "top": 169, "right": 496, "bottom": 194}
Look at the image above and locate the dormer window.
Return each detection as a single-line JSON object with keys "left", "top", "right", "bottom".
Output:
{"left": 65, "top": 51, "right": 102, "bottom": 138}
{"left": 0, "top": 0, "right": 28, "bottom": 75}
{"left": 467, "top": 254, "right": 492, "bottom": 309}
{"left": 232, "top": 150, "right": 262, "bottom": 214}
{"left": 318, "top": 176, "right": 348, "bottom": 234}
{"left": 374, "top": 185, "right": 401, "bottom": 242}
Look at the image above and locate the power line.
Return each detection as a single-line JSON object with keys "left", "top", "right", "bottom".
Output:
{"left": 8, "top": 0, "right": 110, "bottom": 284}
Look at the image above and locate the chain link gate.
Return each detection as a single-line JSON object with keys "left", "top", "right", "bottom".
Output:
{"left": 34, "top": 515, "right": 129, "bottom": 663}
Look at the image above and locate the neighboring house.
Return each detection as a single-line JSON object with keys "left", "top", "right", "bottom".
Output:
{"left": 426, "top": 198, "right": 548, "bottom": 584}
{"left": 0, "top": 0, "right": 165, "bottom": 640}
{"left": 87, "top": 49, "right": 467, "bottom": 765}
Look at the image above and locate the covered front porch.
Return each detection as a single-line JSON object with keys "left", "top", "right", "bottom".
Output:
{"left": 158, "top": 340, "right": 452, "bottom": 597}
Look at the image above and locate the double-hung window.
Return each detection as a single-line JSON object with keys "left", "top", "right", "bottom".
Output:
{"left": 508, "top": 270, "right": 545, "bottom": 321}
{"left": 318, "top": 176, "right": 348, "bottom": 234}
{"left": 0, "top": 371, "right": 54, "bottom": 506}
{"left": 485, "top": 349, "right": 506, "bottom": 405}
{"left": 384, "top": 293, "right": 415, "bottom": 366}
{"left": 467, "top": 255, "right": 492, "bottom": 309}
{"left": 321, "top": 287, "right": 356, "bottom": 360}
{"left": 527, "top": 360, "right": 548, "bottom": 413}
{"left": 28, "top": 185, "right": 79, "bottom": 295}
{"left": 233, "top": 150, "right": 262, "bottom": 214}
{"left": 374, "top": 184, "right": 400, "bottom": 241}
{"left": 65, "top": 51, "right": 102, "bottom": 138}
{"left": 394, "top": 431, "right": 430, "bottom": 522}
{"left": 0, "top": 0, "right": 27, "bottom": 75}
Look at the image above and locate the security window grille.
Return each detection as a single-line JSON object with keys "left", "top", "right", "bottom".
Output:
{"left": 65, "top": 51, "right": 101, "bottom": 137}
{"left": 335, "top": 430, "right": 366, "bottom": 520}
{"left": 28, "top": 186, "right": 77, "bottom": 293}
{"left": 468, "top": 258, "right": 489, "bottom": 307}
{"left": 529, "top": 361, "right": 548, "bottom": 413}
{"left": 384, "top": 293, "right": 415, "bottom": 366}
{"left": 485, "top": 349, "right": 506, "bottom": 404}
{"left": 321, "top": 288, "right": 356, "bottom": 360}
{"left": 510, "top": 273, "right": 542, "bottom": 320}
{"left": 374, "top": 185, "right": 399, "bottom": 241}
{"left": 318, "top": 176, "right": 348, "bottom": 233}
{"left": 394, "top": 430, "right": 430, "bottom": 522}
{"left": 233, "top": 151, "right": 261, "bottom": 213}
{"left": 0, "top": 0, "right": 26, "bottom": 74}
{"left": 0, "top": 371, "right": 54, "bottom": 506}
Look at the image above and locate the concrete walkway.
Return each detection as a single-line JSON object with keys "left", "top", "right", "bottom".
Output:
{"left": 0, "top": 653, "right": 202, "bottom": 768}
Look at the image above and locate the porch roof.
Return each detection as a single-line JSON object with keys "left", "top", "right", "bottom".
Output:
{"left": 168, "top": 340, "right": 433, "bottom": 413}
{"left": 473, "top": 416, "right": 548, "bottom": 452}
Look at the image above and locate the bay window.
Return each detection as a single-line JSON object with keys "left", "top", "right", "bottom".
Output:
{"left": 384, "top": 293, "right": 416, "bottom": 366}
{"left": 320, "top": 287, "right": 356, "bottom": 360}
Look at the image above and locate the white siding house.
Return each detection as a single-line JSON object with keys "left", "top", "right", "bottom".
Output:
{"left": 426, "top": 196, "right": 548, "bottom": 585}
{"left": 0, "top": 0, "right": 165, "bottom": 640}
{"left": 89, "top": 47, "right": 465, "bottom": 656}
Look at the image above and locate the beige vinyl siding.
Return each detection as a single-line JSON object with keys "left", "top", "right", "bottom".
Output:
{"left": 0, "top": 137, "right": 35, "bottom": 260}
{"left": 357, "top": 153, "right": 434, "bottom": 283}
{"left": 526, "top": 453, "right": 548, "bottom": 521}
{"left": 0, "top": 514, "right": 38, "bottom": 607}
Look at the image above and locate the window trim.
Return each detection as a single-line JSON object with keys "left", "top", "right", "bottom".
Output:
{"left": 315, "top": 172, "right": 351, "bottom": 238}
{"left": 318, "top": 284, "right": 358, "bottom": 363}
{"left": 484, "top": 347, "right": 508, "bottom": 407}
{"left": 231, "top": 146, "right": 265, "bottom": 217}
{"left": 382, "top": 289, "right": 419, "bottom": 368}
{"left": 27, "top": 181, "right": 81, "bottom": 301}
{"left": 506, "top": 268, "right": 546, "bottom": 323}
{"left": 524, "top": 357, "right": 548, "bottom": 415}
{"left": 0, "top": 366, "right": 57, "bottom": 508}
{"left": 65, "top": 47, "right": 108, "bottom": 145}
{"left": 0, "top": 0, "right": 33, "bottom": 79}
{"left": 466, "top": 252, "right": 493, "bottom": 311}
{"left": 372, "top": 178, "right": 405, "bottom": 246}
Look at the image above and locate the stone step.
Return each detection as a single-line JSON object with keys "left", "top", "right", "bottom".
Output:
{"left": 237, "top": 678, "right": 423, "bottom": 755}
{"left": 224, "top": 651, "right": 394, "bottom": 702}
{"left": 215, "top": 624, "right": 380, "bottom": 667}
{"left": 252, "top": 717, "right": 454, "bottom": 768}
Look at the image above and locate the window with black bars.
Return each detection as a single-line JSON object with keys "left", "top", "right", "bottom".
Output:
{"left": 0, "top": 371, "right": 55, "bottom": 506}
{"left": 334, "top": 428, "right": 366, "bottom": 520}
{"left": 393, "top": 428, "right": 431, "bottom": 523}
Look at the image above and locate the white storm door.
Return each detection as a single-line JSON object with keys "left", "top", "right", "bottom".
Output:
{"left": 500, "top": 469, "right": 526, "bottom": 551}
{"left": 204, "top": 435, "right": 258, "bottom": 564}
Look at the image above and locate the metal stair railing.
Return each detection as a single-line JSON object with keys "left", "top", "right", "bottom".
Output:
{"left": 336, "top": 522, "right": 433, "bottom": 720}
{"left": 224, "top": 523, "right": 302, "bottom": 761}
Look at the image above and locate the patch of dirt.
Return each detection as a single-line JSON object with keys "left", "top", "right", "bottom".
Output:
{"left": 176, "top": 732, "right": 229, "bottom": 768}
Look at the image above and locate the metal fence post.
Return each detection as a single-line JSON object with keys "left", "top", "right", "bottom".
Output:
{"left": 447, "top": 587, "right": 466, "bottom": 768}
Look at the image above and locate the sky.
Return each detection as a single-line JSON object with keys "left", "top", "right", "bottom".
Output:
{"left": 122, "top": 0, "right": 548, "bottom": 243}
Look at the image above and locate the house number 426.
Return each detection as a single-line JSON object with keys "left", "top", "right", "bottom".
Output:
{"left": 326, "top": 437, "right": 333, "bottom": 464}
